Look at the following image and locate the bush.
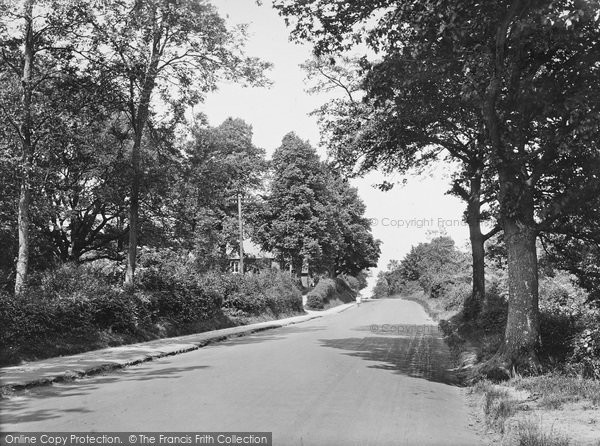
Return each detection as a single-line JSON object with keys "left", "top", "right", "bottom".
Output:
{"left": 259, "top": 269, "right": 303, "bottom": 315}
{"left": 568, "top": 319, "right": 600, "bottom": 379}
{"left": 342, "top": 275, "right": 360, "bottom": 292}
{"left": 213, "top": 269, "right": 303, "bottom": 317}
{"left": 537, "top": 272, "right": 600, "bottom": 376}
{"left": 305, "top": 276, "right": 357, "bottom": 310}
{"left": 0, "top": 252, "right": 305, "bottom": 366}
{"left": 305, "top": 279, "right": 337, "bottom": 310}
{"left": 442, "top": 281, "right": 471, "bottom": 312}
{"left": 335, "top": 276, "right": 359, "bottom": 302}
{"left": 305, "top": 293, "right": 325, "bottom": 310}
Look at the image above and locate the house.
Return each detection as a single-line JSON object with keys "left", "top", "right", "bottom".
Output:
{"left": 228, "top": 240, "right": 281, "bottom": 274}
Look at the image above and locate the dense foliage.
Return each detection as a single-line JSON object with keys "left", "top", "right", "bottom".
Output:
{"left": 0, "top": 0, "right": 380, "bottom": 365}
{"left": 375, "top": 236, "right": 600, "bottom": 378}
{"left": 0, "top": 258, "right": 302, "bottom": 366}
{"left": 305, "top": 276, "right": 359, "bottom": 310}
{"left": 254, "top": 132, "right": 380, "bottom": 277}
{"left": 276, "top": 0, "right": 600, "bottom": 371}
{"left": 374, "top": 237, "right": 470, "bottom": 301}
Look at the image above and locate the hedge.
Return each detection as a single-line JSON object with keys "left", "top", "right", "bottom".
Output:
{"left": 0, "top": 253, "right": 303, "bottom": 366}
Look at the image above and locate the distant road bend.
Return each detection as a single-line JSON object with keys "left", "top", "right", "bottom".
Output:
{"left": 1, "top": 298, "right": 480, "bottom": 446}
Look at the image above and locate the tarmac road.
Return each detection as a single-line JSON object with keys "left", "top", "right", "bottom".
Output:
{"left": 1, "top": 299, "right": 481, "bottom": 446}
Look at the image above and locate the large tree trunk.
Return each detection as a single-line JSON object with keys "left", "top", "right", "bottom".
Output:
{"left": 501, "top": 186, "right": 540, "bottom": 369}
{"left": 477, "top": 0, "right": 540, "bottom": 376}
{"left": 14, "top": 0, "right": 34, "bottom": 296}
{"left": 483, "top": 15, "right": 540, "bottom": 371}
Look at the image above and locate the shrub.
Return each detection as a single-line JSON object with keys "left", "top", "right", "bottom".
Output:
{"left": 342, "top": 275, "right": 360, "bottom": 292}
{"left": 305, "top": 279, "right": 337, "bottom": 310}
{"left": 305, "top": 276, "right": 358, "bottom": 310}
{"left": 479, "top": 285, "right": 508, "bottom": 332}
{"left": 537, "top": 272, "right": 599, "bottom": 375}
{"left": 539, "top": 311, "right": 577, "bottom": 364}
{"left": 335, "top": 276, "right": 359, "bottom": 302}
{"left": 442, "top": 281, "right": 471, "bottom": 312}
{"left": 198, "top": 270, "right": 242, "bottom": 302}
{"left": 136, "top": 248, "right": 223, "bottom": 323}
{"left": 136, "top": 247, "right": 196, "bottom": 291}
{"left": 568, "top": 322, "right": 600, "bottom": 379}
{"left": 0, "top": 255, "right": 304, "bottom": 365}
{"left": 305, "top": 292, "right": 325, "bottom": 310}
{"left": 259, "top": 269, "right": 303, "bottom": 315}
{"left": 221, "top": 269, "right": 302, "bottom": 317}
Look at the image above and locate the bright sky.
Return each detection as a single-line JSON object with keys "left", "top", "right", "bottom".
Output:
{"left": 202, "top": 0, "right": 469, "bottom": 294}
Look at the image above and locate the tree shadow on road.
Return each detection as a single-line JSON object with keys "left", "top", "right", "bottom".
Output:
{"left": 0, "top": 401, "right": 94, "bottom": 424}
{"left": 0, "top": 364, "right": 212, "bottom": 427}
{"left": 215, "top": 325, "right": 328, "bottom": 347}
{"left": 319, "top": 332, "right": 461, "bottom": 386}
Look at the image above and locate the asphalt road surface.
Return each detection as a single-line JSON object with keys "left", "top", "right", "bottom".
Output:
{"left": 1, "top": 299, "right": 481, "bottom": 446}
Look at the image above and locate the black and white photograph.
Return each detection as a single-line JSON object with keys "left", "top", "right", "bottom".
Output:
{"left": 1, "top": 0, "right": 600, "bottom": 444}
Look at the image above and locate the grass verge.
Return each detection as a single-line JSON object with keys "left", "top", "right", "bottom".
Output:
{"left": 470, "top": 375, "right": 600, "bottom": 445}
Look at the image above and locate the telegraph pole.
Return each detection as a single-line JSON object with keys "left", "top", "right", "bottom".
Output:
{"left": 237, "top": 193, "right": 244, "bottom": 274}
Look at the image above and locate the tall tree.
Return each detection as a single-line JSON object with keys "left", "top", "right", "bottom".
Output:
{"left": 256, "top": 132, "right": 327, "bottom": 274}
{"left": 173, "top": 117, "right": 267, "bottom": 270}
{"left": 304, "top": 54, "right": 498, "bottom": 318}
{"left": 0, "top": 0, "right": 83, "bottom": 294}
{"left": 275, "top": 0, "right": 600, "bottom": 371}
{"left": 318, "top": 171, "right": 380, "bottom": 277}
{"left": 35, "top": 75, "right": 131, "bottom": 263}
{"left": 79, "top": 0, "right": 271, "bottom": 285}
{"left": 256, "top": 132, "right": 379, "bottom": 277}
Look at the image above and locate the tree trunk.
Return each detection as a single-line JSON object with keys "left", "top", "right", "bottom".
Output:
{"left": 124, "top": 131, "right": 141, "bottom": 286}
{"left": 14, "top": 0, "right": 34, "bottom": 296}
{"left": 502, "top": 199, "right": 540, "bottom": 369}
{"left": 124, "top": 19, "right": 162, "bottom": 286}
{"left": 478, "top": 1, "right": 540, "bottom": 374}
{"left": 328, "top": 263, "right": 337, "bottom": 279}
{"left": 464, "top": 172, "right": 485, "bottom": 319}
{"left": 15, "top": 171, "right": 31, "bottom": 296}
{"left": 117, "top": 215, "right": 124, "bottom": 252}
{"left": 467, "top": 220, "right": 485, "bottom": 318}
{"left": 292, "top": 257, "right": 303, "bottom": 278}
{"left": 485, "top": 140, "right": 541, "bottom": 370}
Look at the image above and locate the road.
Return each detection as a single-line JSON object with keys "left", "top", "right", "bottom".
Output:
{"left": 1, "top": 299, "right": 481, "bottom": 445}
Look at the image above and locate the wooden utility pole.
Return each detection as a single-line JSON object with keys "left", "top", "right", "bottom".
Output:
{"left": 238, "top": 193, "right": 244, "bottom": 274}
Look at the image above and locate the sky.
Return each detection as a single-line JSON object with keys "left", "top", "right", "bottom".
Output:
{"left": 202, "top": 0, "right": 469, "bottom": 294}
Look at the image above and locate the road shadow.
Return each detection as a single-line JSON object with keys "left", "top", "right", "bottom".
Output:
{"left": 0, "top": 363, "right": 212, "bottom": 426}
{"left": 1, "top": 363, "right": 214, "bottom": 427}
{"left": 319, "top": 330, "right": 460, "bottom": 386}
{"left": 0, "top": 399, "right": 94, "bottom": 424}
{"left": 216, "top": 325, "right": 328, "bottom": 347}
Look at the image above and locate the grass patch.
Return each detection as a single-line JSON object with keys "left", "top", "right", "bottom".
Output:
{"left": 512, "top": 373, "right": 600, "bottom": 407}
{"left": 470, "top": 374, "right": 600, "bottom": 445}
{"left": 515, "top": 420, "right": 570, "bottom": 446}
{"left": 481, "top": 386, "right": 517, "bottom": 433}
